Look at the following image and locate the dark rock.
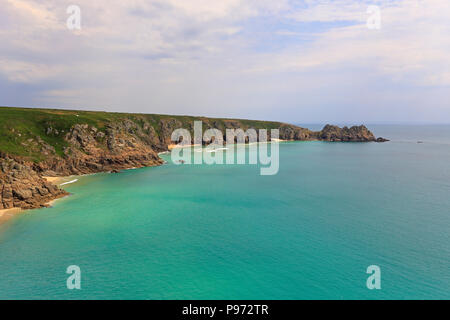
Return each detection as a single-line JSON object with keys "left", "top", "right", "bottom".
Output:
{"left": 0, "top": 158, "right": 68, "bottom": 210}
{"left": 318, "top": 124, "right": 377, "bottom": 142}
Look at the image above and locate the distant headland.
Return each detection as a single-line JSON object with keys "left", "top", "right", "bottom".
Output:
{"left": 0, "top": 106, "right": 388, "bottom": 213}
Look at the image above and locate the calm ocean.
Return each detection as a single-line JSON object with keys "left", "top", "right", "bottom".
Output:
{"left": 0, "top": 125, "right": 449, "bottom": 299}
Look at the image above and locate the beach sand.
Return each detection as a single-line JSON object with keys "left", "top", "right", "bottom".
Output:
{"left": 43, "top": 176, "right": 65, "bottom": 184}
{"left": 0, "top": 207, "right": 23, "bottom": 225}
{"left": 167, "top": 140, "right": 284, "bottom": 151}
{"left": 44, "top": 175, "right": 82, "bottom": 187}
{"left": 0, "top": 176, "right": 75, "bottom": 226}
{"left": 0, "top": 197, "right": 67, "bottom": 226}
{"left": 167, "top": 143, "right": 201, "bottom": 150}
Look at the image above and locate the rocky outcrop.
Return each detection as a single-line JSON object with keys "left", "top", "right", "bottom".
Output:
{"left": 315, "top": 124, "right": 384, "bottom": 142}
{"left": 0, "top": 113, "right": 387, "bottom": 211}
{"left": 278, "top": 124, "right": 314, "bottom": 140}
{"left": 34, "top": 122, "right": 164, "bottom": 177}
{"left": 0, "top": 156, "right": 68, "bottom": 210}
{"left": 0, "top": 119, "right": 166, "bottom": 210}
{"left": 159, "top": 118, "right": 183, "bottom": 147}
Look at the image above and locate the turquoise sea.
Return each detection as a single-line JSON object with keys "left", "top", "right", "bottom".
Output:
{"left": 0, "top": 125, "right": 449, "bottom": 299}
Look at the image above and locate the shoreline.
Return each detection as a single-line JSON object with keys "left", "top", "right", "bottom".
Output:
{"left": 166, "top": 139, "right": 287, "bottom": 151}
{"left": 0, "top": 207, "right": 23, "bottom": 225}
{"left": 43, "top": 176, "right": 66, "bottom": 184}
{"left": 43, "top": 175, "right": 80, "bottom": 185}
{"left": 167, "top": 143, "right": 201, "bottom": 150}
{"left": 0, "top": 194, "right": 69, "bottom": 226}
{"left": 0, "top": 175, "right": 79, "bottom": 226}
{"left": 0, "top": 138, "right": 365, "bottom": 227}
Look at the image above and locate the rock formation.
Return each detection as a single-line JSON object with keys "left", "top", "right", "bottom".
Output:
{"left": 0, "top": 155, "right": 67, "bottom": 210}
{"left": 316, "top": 124, "right": 379, "bottom": 142}
{"left": 0, "top": 107, "right": 388, "bottom": 210}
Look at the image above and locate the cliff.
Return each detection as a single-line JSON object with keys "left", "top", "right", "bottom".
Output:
{"left": 0, "top": 106, "right": 387, "bottom": 210}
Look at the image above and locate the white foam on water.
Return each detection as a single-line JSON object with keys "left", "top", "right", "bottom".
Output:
{"left": 60, "top": 179, "right": 78, "bottom": 186}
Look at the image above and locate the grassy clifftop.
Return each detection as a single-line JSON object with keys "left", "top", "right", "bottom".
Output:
{"left": 0, "top": 106, "right": 286, "bottom": 161}
{"left": 0, "top": 106, "right": 384, "bottom": 210}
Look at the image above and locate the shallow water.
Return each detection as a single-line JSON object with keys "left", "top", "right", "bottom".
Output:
{"left": 0, "top": 125, "right": 449, "bottom": 299}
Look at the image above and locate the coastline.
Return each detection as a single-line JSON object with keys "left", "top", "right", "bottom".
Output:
{"left": 0, "top": 195, "right": 67, "bottom": 227}
{"left": 0, "top": 125, "right": 446, "bottom": 300}
{"left": 167, "top": 143, "right": 201, "bottom": 150}
{"left": 0, "top": 130, "right": 383, "bottom": 227}
{"left": 0, "top": 167, "right": 160, "bottom": 227}
{"left": 43, "top": 176, "right": 66, "bottom": 184}
{"left": 0, "top": 107, "right": 387, "bottom": 223}
{"left": 167, "top": 139, "right": 287, "bottom": 151}
{"left": 0, "top": 207, "right": 22, "bottom": 225}
{"left": 0, "top": 175, "right": 77, "bottom": 226}
{"left": 0, "top": 142, "right": 279, "bottom": 225}
{"left": 43, "top": 175, "right": 81, "bottom": 186}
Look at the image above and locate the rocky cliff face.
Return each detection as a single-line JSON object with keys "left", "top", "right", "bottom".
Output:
{"left": 316, "top": 124, "right": 377, "bottom": 142}
{"left": 33, "top": 122, "right": 164, "bottom": 177}
{"left": 0, "top": 155, "right": 67, "bottom": 210}
{"left": 0, "top": 111, "right": 387, "bottom": 210}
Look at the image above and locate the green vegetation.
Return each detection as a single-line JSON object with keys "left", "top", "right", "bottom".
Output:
{"left": 0, "top": 106, "right": 286, "bottom": 161}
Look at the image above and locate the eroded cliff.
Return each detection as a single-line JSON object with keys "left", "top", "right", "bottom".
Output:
{"left": 0, "top": 107, "right": 387, "bottom": 210}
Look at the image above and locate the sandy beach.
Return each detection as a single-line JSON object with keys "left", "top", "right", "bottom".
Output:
{"left": 43, "top": 175, "right": 82, "bottom": 187}
{"left": 0, "top": 198, "right": 65, "bottom": 226}
{"left": 0, "top": 207, "right": 22, "bottom": 225}
{"left": 167, "top": 140, "right": 285, "bottom": 151}
{"left": 0, "top": 176, "right": 75, "bottom": 226}
{"left": 167, "top": 143, "right": 202, "bottom": 150}
{"left": 43, "top": 176, "right": 66, "bottom": 184}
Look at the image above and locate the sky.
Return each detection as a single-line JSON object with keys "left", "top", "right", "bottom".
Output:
{"left": 0, "top": 0, "right": 449, "bottom": 123}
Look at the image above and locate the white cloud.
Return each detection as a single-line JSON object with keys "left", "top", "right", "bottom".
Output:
{"left": 0, "top": 59, "right": 65, "bottom": 83}
{"left": 288, "top": 0, "right": 369, "bottom": 22}
{"left": 243, "top": 0, "right": 450, "bottom": 86}
{"left": 0, "top": 0, "right": 449, "bottom": 122}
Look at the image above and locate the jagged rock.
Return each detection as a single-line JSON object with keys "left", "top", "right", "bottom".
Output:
{"left": 36, "top": 186, "right": 49, "bottom": 196}
{"left": 0, "top": 158, "right": 68, "bottom": 210}
{"left": 318, "top": 124, "right": 378, "bottom": 142}
{"left": 0, "top": 114, "right": 385, "bottom": 211}
{"left": 278, "top": 124, "right": 314, "bottom": 141}
{"left": 13, "top": 188, "right": 33, "bottom": 200}
{"left": 160, "top": 118, "right": 182, "bottom": 146}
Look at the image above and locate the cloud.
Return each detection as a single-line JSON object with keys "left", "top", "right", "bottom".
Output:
{"left": 288, "top": 0, "right": 370, "bottom": 23}
{"left": 242, "top": 0, "right": 450, "bottom": 86}
{"left": 0, "top": 0, "right": 449, "bottom": 122}
{"left": 0, "top": 59, "right": 65, "bottom": 83}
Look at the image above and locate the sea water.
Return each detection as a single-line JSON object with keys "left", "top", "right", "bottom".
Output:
{"left": 0, "top": 125, "right": 449, "bottom": 299}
